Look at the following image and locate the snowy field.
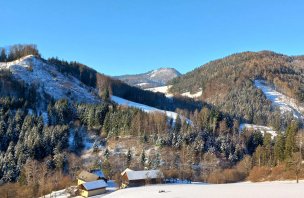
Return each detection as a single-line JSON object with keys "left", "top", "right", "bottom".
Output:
{"left": 100, "top": 181, "right": 304, "bottom": 198}
{"left": 254, "top": 80, "right": 304, "bottom": 119}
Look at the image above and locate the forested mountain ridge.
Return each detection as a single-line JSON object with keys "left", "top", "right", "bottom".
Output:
{"left": 115, "top": 68, "right": 181, "bottom": 88}
{"left": 169, "top": 51, "right": 304, "bottom": 126}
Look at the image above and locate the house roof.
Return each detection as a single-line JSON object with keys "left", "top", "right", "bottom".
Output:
{"left": 78, "top": 170, "right": 99, "bottom": 182}
{"left": 124, "top": 170, "right": 163, "bottom": 181}
{"left": 81, "top": 180, "right": 108, "bottom": 190}
{"left": 90, "top": 169, "right": 105, "bottom": 179}
{"left": 121, "top": 168, "right": 133, "bottom": 176}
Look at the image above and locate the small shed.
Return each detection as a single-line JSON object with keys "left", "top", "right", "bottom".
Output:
{"left": 79, "top": 180, "right": 108, "bottom": 197}
{"left": 77, "top": 170, "right": 100, "bottom": 185}
{"left": 121, "top": 169, "right": 163, "bottom": 187}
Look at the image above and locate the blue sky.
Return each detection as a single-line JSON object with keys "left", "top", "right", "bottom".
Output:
{"left": 1, "top": 0, "right": 304, "bottom": 76}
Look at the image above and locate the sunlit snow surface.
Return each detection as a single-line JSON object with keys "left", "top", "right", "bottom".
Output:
{"left": 111, "top": 95, "right": 179, "bottom": 120}
{"left": 100, "top": 180, "right": 304, "bottom": 198}
{"left": 146, "top": 85, "right": 202, "bottom": 99}
{"left": 254, "top": 80, "right": 304, "bottom": 120}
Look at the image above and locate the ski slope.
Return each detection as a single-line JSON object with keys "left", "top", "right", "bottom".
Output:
{"left": 111, "top": 96, "right": 185, "bottom": 121}
{"left": 254, "top": 80, "right": 304, "bottom": 120}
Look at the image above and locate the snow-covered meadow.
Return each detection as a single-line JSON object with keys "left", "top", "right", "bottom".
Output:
{"left": 100, "top": 181, "right": 304, "bottom": 198}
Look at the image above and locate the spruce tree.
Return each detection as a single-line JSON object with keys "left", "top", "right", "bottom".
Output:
{"left": 285, "top": 121, "right": 298, "bottom": 159}
{"left": 274, "top": 132, "right": 285, "bottom": 164}
{"left": 140, "top": 149, "right": 146, "bottom": 168}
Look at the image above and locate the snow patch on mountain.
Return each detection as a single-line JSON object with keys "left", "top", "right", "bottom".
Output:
{"left": 0, "top": 55, "right": 100, "bottom": 104}
{"left": 181, "top": 90, "right": 202, "bottom": 98}
{"left": 254, "top": 80, "right": 304, "bottom": 120}
{"left": 115, "top": 68, "right": 181, "bottom": 89}
{"left": 240, "top": 123, "right": 277, "bottom": 138}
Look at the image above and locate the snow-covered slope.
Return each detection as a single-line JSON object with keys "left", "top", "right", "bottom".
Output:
{"left": 146, "top": 86, "right": 202, "bottom": 99}
{"left": 254, "top": 80, "right": 304, "bottom": 120}
{"left": 111, "top": 95, "right": 187, "bottom": 122}
{"left": 240, "top": 124, "right": 277, "bottom": 138}
{"left": 0, "top": 55, "right": 100, "bottom": 104}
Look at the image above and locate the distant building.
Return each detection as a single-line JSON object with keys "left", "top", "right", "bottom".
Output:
{"left": 78, "top": 180, "right": 108, "bottom": 197}
{"left": 121, "top": 169, "right": 163, "bottom": 187}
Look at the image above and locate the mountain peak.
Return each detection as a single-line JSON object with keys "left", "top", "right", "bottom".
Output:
{"left": 115, "top": 67, "right": 181, "bottom": 88}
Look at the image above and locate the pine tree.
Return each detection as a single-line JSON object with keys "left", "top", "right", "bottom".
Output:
{"left": 0, "top": 48, "right": 7, "bottom": 62}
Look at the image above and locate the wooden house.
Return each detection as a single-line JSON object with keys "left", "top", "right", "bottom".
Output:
{"left": 121, "top": 169, "right": 163, "bottom": 187}
{"left": 78, "top": 180, "right": 108, "bottom": 197}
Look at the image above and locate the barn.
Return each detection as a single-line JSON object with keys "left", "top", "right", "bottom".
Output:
{"left": 78, "top": 180, "right": 108, "bottom": 197}
{"left": 121, "top": 169, "right": 163, "bottom": 187}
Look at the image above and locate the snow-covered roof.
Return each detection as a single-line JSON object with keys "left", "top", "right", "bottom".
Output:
{"left": 90, "top": 169, "right": 105, "bottom": 178}
{"left": 121, "top": 168, "right": 133, "bottom": 176}
{"left": 123, "top": 170, "right": 163, "bottom": 181}
{"left": 81, "top": 180, "right": 108, "bottom": 190}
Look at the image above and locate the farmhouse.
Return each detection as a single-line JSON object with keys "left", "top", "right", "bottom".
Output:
{"left": 78, "top": 180, "right": 108, "bottom": 197}
{"left": 121, "top": 169, "right": 163, "bottom": 187}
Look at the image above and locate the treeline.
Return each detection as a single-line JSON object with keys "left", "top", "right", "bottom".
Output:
{"left": 0, "top": 44, "right": 40, "bottom": 62}
{"left": 47, "top": 57, "right": 97, "bottom": 87}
